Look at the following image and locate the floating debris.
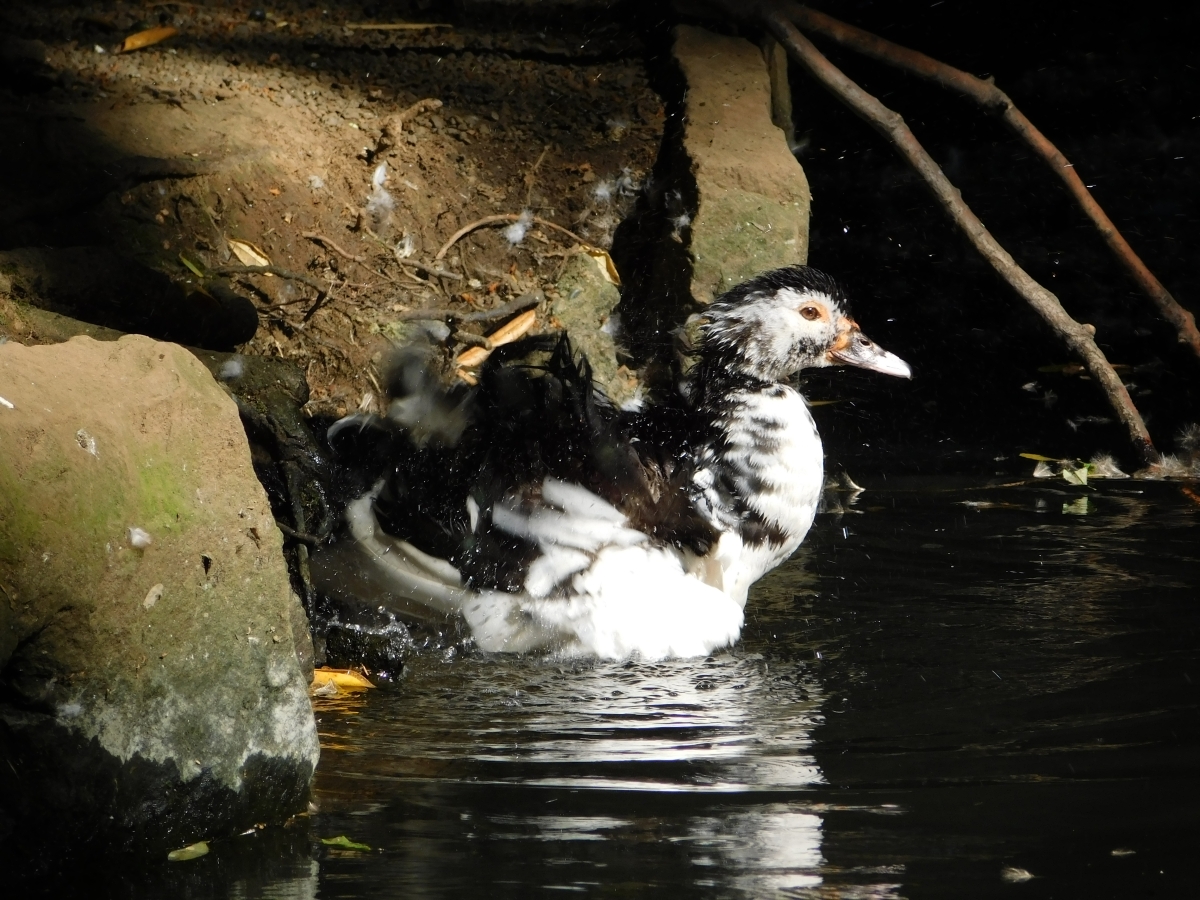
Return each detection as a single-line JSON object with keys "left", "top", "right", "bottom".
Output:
{"left": 1022, "top": 453, "right": 1129, "bottom": 484}
{"left": 321, "top": 835, "right": 371, "bottom": 852}
{"left": 1001, "top": 866, "right": 1034, "bottom": 883}
{"left": 1088, "top": 454, "right": 1128, "bottom": 479}
{"left": 311, "top": 667, "right": 376, "bottom": 692}
{"left": 128, "top": 527, "right": 153, "bottom": 549}
{"left": 167, "top": 840, "right": 209, "bottom": 862}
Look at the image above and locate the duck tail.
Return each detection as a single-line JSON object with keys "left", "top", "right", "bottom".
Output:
{"left": 311, "top": 483, "right": 469, "bottom": 624}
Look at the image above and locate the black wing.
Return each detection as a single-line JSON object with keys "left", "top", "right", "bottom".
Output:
{"left": 329, "top": 334, "right": 720, "bottom": 591}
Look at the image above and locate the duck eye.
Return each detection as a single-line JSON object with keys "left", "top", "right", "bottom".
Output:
{"left": 799, "top": 306, "right": 821, "bottom": 321}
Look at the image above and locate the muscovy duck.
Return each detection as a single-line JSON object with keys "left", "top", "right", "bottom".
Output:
{"left": 313, "top": 265, "right": 910, "bottom": 659}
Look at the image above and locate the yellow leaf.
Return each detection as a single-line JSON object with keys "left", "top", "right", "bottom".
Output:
{"left": 311, "top": 667, "right": 375, "bottom": 691}
{"left": 1018, "top": 452, "right": 1058, "bottom": 462}
{"left": 167, "top": 841, "right": 209, "bottom": 861}
{"left": 121, "top": 26, "right": 179, "bottom": 53}
{"left": 584, "top": 248, "right": 621, "bottom": 286}
{"left": 228, "top": 239, "right": 272, "bottom": 270}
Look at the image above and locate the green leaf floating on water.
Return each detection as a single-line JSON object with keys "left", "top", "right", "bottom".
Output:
{"left": 1022, "top": 453, "right": 1092, "bottom": 485}
{"left": 322, "top": 835, "right": 371, "bottom": 851}
{"left": 1061, "top": 464, "right": 1089, "bottom": 486}
{"left": 167, "top": 840, "right": 209, "bottom": 861}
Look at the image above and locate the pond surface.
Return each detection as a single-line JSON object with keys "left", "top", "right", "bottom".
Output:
{"left": 54, "top": 478, "right": 1200, "bottom": 898}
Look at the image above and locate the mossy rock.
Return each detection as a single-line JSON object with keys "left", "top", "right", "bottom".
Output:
{"left": 0, "top": 335, "right": 318, "bottom": 857}
{"left": 552, "top": 253, "right": 641, "bottom": 407}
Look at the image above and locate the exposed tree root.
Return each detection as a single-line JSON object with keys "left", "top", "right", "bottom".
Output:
{"left": 434, "top": 213, "right": 595, "bottom": 261}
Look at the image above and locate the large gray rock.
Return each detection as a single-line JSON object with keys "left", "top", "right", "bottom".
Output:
{"left": 0, "top": 335, "right": 318, "bottom": 858}
{"left": 674, "top": 25, "right": 811, "bottom": 303}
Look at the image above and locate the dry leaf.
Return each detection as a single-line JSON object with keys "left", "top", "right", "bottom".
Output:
{"left": 121, "top": 26, "right": 179, "bottom": 53}
{"left": 311, "top": 667, "right": 375, "bottom": 691}
{"left": 584, "top": 248, "right": 621, "bottom": 285}
{"left": 228, "top": 238, "right": 273, "bottom": 274}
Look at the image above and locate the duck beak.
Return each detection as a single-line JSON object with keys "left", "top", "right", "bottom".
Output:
{"left": 828, "top": 326, "right": 912, "bottom": 379}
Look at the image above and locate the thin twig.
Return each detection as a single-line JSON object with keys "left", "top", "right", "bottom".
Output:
{"left": 276, "top": 521, "right": 324, "bottom": 546}
{"left": 723, "top": 1, "right": 1157, "bottom": 463}
{"left": 258, "top": 296, "right": 320, "bottom": 310}
{"left": 212, "top": 264, "right": 329, "bottom": 296}
{"left": 394, "top": 97, "right": 443, "bottom": 128}
{"left": 434, "top": 214, "right": 595, "bottom": 261}
{"left": 778, "top": 1, "right": 1200, "bottom": 359}
{"left": 392, "top": 290, "right": 543, "bottom": 323}
{"left": 345, "top": 23, "right": 452, "bottom": 31}
{"left": 525, "top": 144, "right": 552, "bottom": 207}
{"left": 400, "top": 261, "right": 465, "bottom": 281}
{"left": 303, "top": 279, "right": 339, "bottom": 322}
{"left": 302, "top": 232, "right": 366, "bottom": 263}
{"left": 452, "top": 331, "right": 493, "bottom": 349}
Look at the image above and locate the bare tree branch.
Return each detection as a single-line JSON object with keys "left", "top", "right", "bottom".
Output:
{"left": 713, "top": 0, "right": 1158, "bottom": 462}
{"left": 777, "top": 1, "right": 1200, "bottom": 359}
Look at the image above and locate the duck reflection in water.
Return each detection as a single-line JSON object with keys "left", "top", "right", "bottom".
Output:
{"left": 309, "top": 549, "right": 900, "bottom": 897}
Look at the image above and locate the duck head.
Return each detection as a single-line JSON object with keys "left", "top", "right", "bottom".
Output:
{"left": 701, "top": 265, "right": 911, "bottom": 382}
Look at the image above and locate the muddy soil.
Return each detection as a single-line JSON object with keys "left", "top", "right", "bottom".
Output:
{"left": 0, "top": 0, "right": 663, "bottom": 416}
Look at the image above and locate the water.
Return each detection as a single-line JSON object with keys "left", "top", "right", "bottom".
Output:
{"left": 40, "top": 478, "right": 1200, "bottom": 897}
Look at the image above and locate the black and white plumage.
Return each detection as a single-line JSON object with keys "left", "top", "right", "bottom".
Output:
{"left": 313, "top": 265, "right": 910, "bottom": 659}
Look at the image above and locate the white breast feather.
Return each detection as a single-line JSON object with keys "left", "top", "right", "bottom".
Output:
{"left": 717, "top": 387, "right": 825, "bottom": 602}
